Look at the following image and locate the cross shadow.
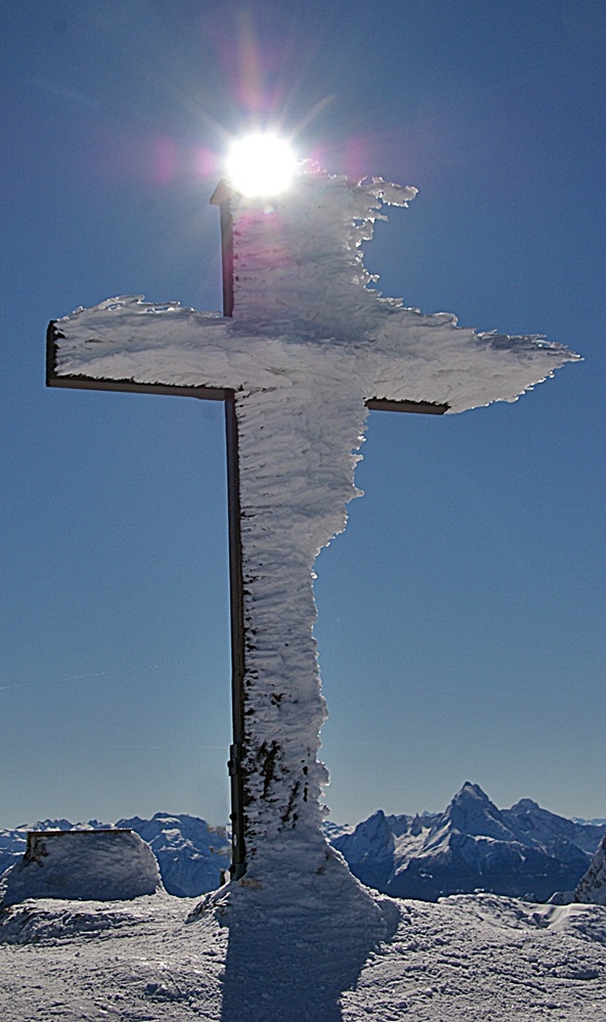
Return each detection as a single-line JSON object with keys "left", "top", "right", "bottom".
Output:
{"left": 200, "top": 855, "right": 400, "bottom": 1022}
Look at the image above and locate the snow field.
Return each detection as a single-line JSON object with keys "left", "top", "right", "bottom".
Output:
{"left": 1, "top": 889, "right": 605, "bottom": 1021}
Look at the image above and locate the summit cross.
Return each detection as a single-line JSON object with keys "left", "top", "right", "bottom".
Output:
{"left": 47, "top": 165, "right": 577, "bottom": 881}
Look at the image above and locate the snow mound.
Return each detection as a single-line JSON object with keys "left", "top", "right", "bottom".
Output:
{"left": 0, "top": 899, "right": 154, "bottom": 946}
{"left": 0, "top": 829, "right": 163, "bottom": 906}
{"left": 189, "top": 842, "right": 400, "bottom": 1022}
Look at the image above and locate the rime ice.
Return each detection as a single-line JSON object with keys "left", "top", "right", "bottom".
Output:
{"left": 48, "top": 165, "right": 579, "bottom": 879}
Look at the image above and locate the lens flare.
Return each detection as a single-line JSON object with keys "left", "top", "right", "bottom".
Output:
{"left": 226, "top": 133, "right": 297, "bottom": 197}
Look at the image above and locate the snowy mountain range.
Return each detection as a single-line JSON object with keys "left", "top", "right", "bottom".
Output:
{"left": 1, "top": 784, "right": 603, "bottom": 903}
{"left": 331, "top": 782, "right": 605, "bottom": 902}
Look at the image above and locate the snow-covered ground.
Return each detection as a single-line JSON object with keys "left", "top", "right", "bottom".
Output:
{"left": 1, "top": 884, "right": 606, "bottom": 1021}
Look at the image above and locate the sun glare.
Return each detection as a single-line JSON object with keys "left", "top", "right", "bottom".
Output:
{"left": 226, "top": 133, "right": 297, "bottom": 197}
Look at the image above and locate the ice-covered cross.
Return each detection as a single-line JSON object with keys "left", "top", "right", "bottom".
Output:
{"left": 47, "top": 164, "right": 577, "bottom": 881}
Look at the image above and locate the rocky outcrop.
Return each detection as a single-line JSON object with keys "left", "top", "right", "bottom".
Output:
{"left": 576, "top": 833, "right": 606, "bottom": 905}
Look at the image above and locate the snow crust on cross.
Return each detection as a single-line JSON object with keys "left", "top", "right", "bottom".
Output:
{"left": 49, "top": 164, "right": 578, "bottom": 881}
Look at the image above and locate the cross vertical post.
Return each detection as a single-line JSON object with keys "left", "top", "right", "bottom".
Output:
{"left": 211, "top": 180, "right": 234, "bottom": 319}
{"left": 210, "top": 181, "right": 248, "bottom": 879}
{"left": 224, "top": 392, "right": 246, "bottom": 880}
{"left": 207, "top": 179, "right": 447, "bottom": 880}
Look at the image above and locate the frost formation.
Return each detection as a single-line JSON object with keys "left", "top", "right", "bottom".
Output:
{"left": 50, "top": 165, "right": 579, "bottom": 877}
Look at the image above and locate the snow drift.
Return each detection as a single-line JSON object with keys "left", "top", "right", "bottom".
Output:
{"left": 0, "top": 829, "right": 162, "bottom": 906}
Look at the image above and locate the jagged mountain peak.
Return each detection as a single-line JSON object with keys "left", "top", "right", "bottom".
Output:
{"left": 339, "top": 809, "right": 395, "bottom": 862}
{"left": 503, "top": 798, "right": 604, "bottom": 857}
{"left": 456, "top": 781, "right": 489, "bottom": 799}
{"left": 449, "top": 781, "right": 503, "bottom": 809}
{"left": 510, "top": 798, "right": 540, "bottom": 812}
{"left": 444, "top": 783, "right": 514, "bottom": 842}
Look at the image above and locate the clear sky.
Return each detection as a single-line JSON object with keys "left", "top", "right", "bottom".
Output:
{"left": 1, "top": 0, "right": 604, "bottom": 829}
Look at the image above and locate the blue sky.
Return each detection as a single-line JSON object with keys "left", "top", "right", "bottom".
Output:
{"left": 1, "top": 0, "right": 604, "bottom": 828}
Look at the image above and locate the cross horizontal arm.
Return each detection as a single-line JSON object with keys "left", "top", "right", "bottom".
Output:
{"left": 366, "top": 398, "right": 447, "bottom": 415}
{"left": 45, "top": 372, "right": 229, "bottom": 403}
{"left": 46, "top": 289, "right": 578, "bottom": 415}
{"left": 46, "top": 322, "right": 448, "bottom": 413}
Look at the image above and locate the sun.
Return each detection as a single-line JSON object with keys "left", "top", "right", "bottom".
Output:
{"left": 226, "top": 133, "right": 298, "bottom": 198}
